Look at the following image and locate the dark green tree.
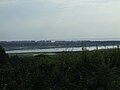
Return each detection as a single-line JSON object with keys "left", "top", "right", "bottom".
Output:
{"left": 0, "top": 45, "right": 9, "bottom": 64}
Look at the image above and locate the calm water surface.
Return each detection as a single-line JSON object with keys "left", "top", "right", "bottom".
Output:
{"left": 6, "top": 46, "right": 118, "bottom": 54}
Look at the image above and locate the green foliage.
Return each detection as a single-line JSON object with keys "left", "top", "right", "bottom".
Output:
{"left": 0, "top": 45, "right": 9, "bottom": 64}
{"left": 1, "top": 47, "right": 120, "bottom": 90}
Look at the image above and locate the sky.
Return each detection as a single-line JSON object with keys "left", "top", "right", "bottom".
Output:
{"left": 0, "top": 0, "right": 120, "bottom": 41}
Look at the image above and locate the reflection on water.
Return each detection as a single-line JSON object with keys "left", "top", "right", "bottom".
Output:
{"left": 6, "top": 46, "right": 117, "bottom": 54}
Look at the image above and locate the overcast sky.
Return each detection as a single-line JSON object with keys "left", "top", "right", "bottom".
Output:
{"left": 0, "top": 0, "right": 120, "bottom": 41}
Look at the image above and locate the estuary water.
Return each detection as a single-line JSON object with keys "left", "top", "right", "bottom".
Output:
{"left": 6, "top": 46, "right": 118, "bottom": 54}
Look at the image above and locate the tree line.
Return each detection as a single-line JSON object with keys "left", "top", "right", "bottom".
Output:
{"left": 1, "top": 40, "right": 120, "bottom": 51}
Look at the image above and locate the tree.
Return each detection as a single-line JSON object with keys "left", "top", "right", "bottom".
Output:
{"left": 0, "top": 45, "right": 9, "bottom": 64}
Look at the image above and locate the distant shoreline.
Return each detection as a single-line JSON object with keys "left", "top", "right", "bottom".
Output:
{"left": 0, "top": 40, "right": 120, "bottom": 51}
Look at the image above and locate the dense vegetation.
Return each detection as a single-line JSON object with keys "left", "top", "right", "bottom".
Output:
{"left": 1, "top": 45, "right": 120, "bottom": 90}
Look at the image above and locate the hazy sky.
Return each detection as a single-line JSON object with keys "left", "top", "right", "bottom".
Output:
{"left": 0, "top": 0, "right": 120, "bottom": 41}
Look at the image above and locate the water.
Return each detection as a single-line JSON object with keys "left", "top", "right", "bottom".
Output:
{"left": 6, "top": 46, "right": 118, "bottom": 54}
